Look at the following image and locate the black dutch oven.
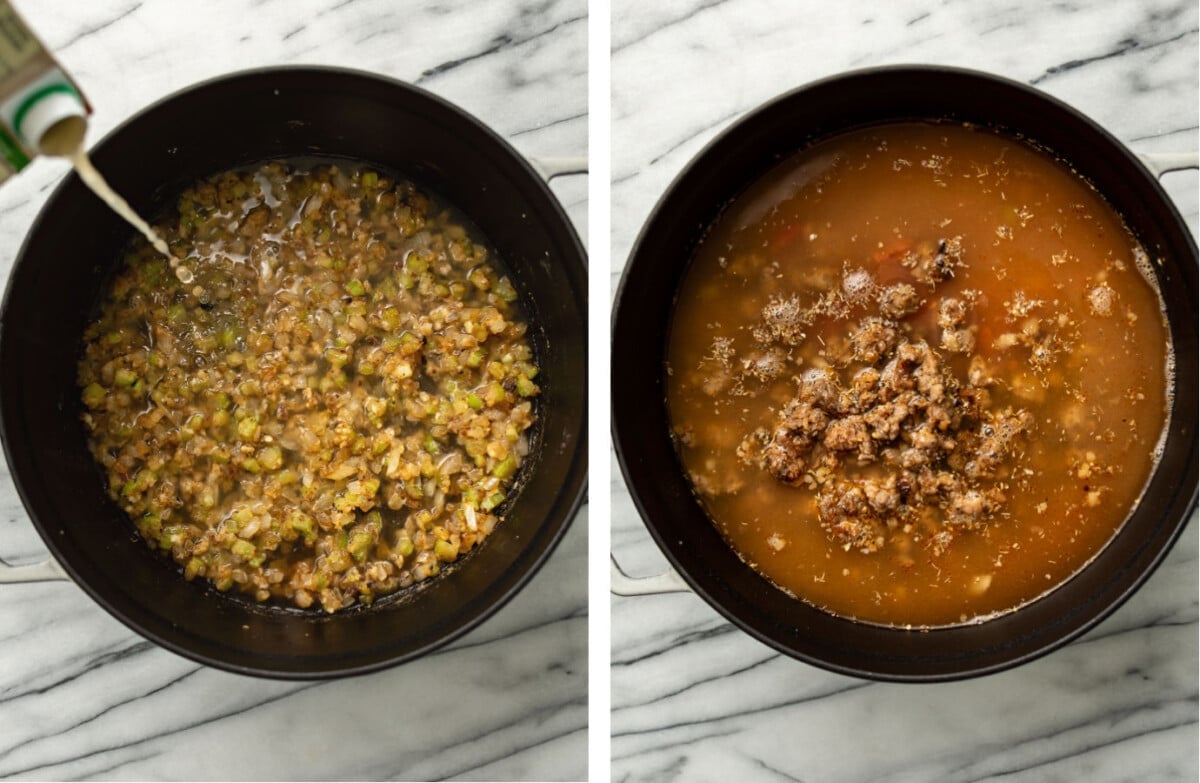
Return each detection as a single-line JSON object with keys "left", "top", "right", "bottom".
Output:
{"left": 0, "top": 66, "right": 587, "bottom": 679}
{"left": 611, "top": 65, "right": 1197, "bottom": 682}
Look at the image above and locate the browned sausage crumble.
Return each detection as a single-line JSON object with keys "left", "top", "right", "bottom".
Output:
{"left": 738, "top": 240, "right": 1033, "bottom": 555}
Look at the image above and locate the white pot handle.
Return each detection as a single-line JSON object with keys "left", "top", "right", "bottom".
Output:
{"left": 610, "top": 555, "right": 690, "bottom": 596}
{"left": 1138, "top": 151, "right": 1199, "bottom": 178}
{"left": 0, "top": 553, "right": 67, "bottom": 583}
{"left": 528, "top": 156, "right": 588, "bottom": 181}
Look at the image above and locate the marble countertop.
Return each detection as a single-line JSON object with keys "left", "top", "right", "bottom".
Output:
{"left": 611, "top": 1, "right": 1198, "bottom": 781}
{"left": 0, "top": 1, "right": 586, "bottom": 780}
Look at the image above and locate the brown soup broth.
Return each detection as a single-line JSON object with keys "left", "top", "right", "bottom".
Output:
{"left": 665, "top": 122, "right": 1172, "bottom": 627}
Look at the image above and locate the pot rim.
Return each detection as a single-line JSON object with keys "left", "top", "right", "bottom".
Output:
{"left": 612, "top": 63, "right": 1198, "bottom": 682}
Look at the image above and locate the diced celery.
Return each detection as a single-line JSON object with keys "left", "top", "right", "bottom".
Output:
{"left": 405, "top": 254, "right": 429, "bottom": 275}
{"left": 231, "top": 540, "right": 256, "bottom": 560}
{"left": 492, "top": 455, "right": 517, "bottom": 479}
{"left": 347, "top": 529, "right": 374, "bottom": 562}
{"left": 516, "top": 376, "right": 538, "bottom": 397}
{"left": 494, "top": 277, "right": 518, "bottom": 302}
{"left": 327, "top": 550, "right": 352, "bottom": 573}
{"left": 288, "top": 511, "right": 316, "bottom": 543}
{"left": 82, "top": 382, "right": 106, "bottom": 409}
{"left": 114, "top": 368, "right": 138, "bottom": 387}
{"left": 381, "top": 307, "right": 401, "bottom": 330}
{"left": 184, "top": 557, "right": 204, "bottom": 580}
{"left": 325, "top": 347, "right": 351, "bottom": 367}
{"left": 237, "top": 417, "right": 259, "bottom": 440}
{"left": 259, "top": 445, "right": 283, "bottom": 471}
{"left": 136, "top": 512, "right": 162, "bottom": 538}
{"left": 434, "top": 539, "right": 460, "bottom": 562}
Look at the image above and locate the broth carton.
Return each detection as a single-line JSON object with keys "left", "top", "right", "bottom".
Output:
{"left": 0, "top": 1, "right": 89, "bottom": 182}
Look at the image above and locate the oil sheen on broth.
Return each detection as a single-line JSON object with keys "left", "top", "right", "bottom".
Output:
{"left": 666, "top": 122, "right": 1171, "bottom": 627}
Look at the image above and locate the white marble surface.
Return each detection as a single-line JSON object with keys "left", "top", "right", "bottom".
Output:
{"left": 0, "top": 1, "right": 586, "bottom": 780}
{"left": 611, "top": 1, "right": 1198, "bottom": 781}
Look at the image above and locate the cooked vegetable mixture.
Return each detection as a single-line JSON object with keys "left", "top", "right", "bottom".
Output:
{"left": 78, "top": 162, "right": 540, "bottom": 612}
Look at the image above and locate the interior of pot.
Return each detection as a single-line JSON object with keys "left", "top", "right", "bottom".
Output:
{"left": 612, "top": 66, "right": 1197, "bottom": 681}
{"left": 0, "top": 67, "right": 587, "bottom": 678}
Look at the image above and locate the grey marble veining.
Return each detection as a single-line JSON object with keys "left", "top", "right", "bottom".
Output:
{"left": 0, "top": 1, "right": 586, "bottom": 780}
{"left": 611, "top": 1, "right": 1198, "bottom": 781}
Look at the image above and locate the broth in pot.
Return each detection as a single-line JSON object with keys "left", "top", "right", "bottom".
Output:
{"left": 666, "top": 122, "right": 1173, "bottom": 627}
